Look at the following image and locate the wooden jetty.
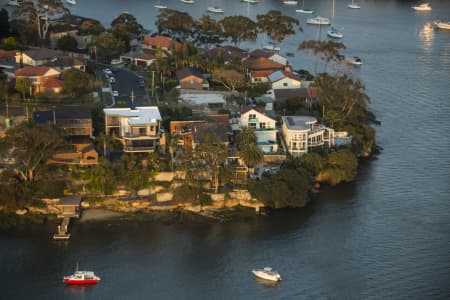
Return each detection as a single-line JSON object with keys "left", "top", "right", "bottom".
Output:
{"left": 53, "top": 196, "right": 81, "bottom": 240}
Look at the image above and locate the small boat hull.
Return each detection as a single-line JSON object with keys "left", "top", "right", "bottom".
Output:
{"left": 296, "top": 9, "right": 314, "bottom": 14}
{"left": 64, "top": 278, "right": 99, "bottom": 285}
{"left": 348, "top": 4, "right": 360, "bottom": 9}
{"left": 307, "top": 17, "right": 330, "bottom": 25}
{"left": 252, "top": 268, "right": 281, "bottom": 282}
{"left": 434, "top": 21, "right": 450, "bottom": 30}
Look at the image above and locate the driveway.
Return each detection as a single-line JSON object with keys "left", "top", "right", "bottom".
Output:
{"left": 110, "top": 68, "right": 148, "bottom": 107}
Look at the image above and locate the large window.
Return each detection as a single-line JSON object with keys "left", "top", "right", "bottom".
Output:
{"left": 260, "top": 122, "right": 266, "bottom": 129}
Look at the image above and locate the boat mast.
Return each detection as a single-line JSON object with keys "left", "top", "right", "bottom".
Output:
{"left": 331, "top": 0, "right": 335, "bottom": 24}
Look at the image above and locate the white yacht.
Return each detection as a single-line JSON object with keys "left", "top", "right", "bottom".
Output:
{"left": 307, "top": 16, "right": 330, "bottom": 25}
{"left": 252, "top": 267, "right": 282, "bottom": 282}
{"left": 327, "top": 26, "right": 343, "bottom": 39}
{"left": 262, "top": 44, "right": 281, "bottom": 51}
{"left": 66, "top": 0, "right": 76, "bottom": 5}
{"left": 434, "top": 21, "right": 450, "bottom": 30}
{"left": 296, "top": 0, "right": 313, "bottom": 13}
{"left": 242, "top": 0, "right": 259, "bottom": 3}
{"left": 180, "top": 0, "right": 195, "bottom": 3}
{"left": 283, "top": 1, "right": 298, "bottom": 5}
{"left": 348, "top": 0, "right": 360, "bottom": 9}
{"left": 7, "top": 0, "right": 23, "bottom": 6}
{"left": 207, "top": 6, "right": 224, "bottom": 13}
{"left": 347, "top": 56, "right": 362, "bottom": 66}
{"left": 412, "top": 3, "right": 431, "bottom": 11}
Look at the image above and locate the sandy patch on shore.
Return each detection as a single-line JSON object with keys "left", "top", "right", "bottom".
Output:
{"left": 80, "top": 208, "right": 125, "bottom": 222}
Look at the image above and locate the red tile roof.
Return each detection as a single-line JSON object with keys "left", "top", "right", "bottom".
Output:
{"left": 15, "top": 66, "right": 53, "bottom": 77}
{"left": 43, "top": 77, "right": 63, "bottom": 89}
{"left": 243, "top": 57, "right": 284, "bottom": 70}
{"left": 0, "top": 49, "right": 16, "bottom": 60}
{"left": 143, "top": 36, "right": 181, "bottom": 50}
{"left": 250, "top": 70, "right": 274, "bottom": 78}
{"left": 249, "top": 49, "right": 275, "bottom": 59}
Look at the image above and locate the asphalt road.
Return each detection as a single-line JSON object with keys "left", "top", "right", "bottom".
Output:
{"left": 110, "top": 68, "right": 148, "bottom": 107}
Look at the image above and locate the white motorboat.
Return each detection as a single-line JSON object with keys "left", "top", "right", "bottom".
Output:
{"left": 283, "top": 0, "right": 298, "bottom": 5}
{"left": 434, "top": 21, "right": 450, "bottom": 30}
{"left": 154, "top": 5, "right": 167, "bottom": 9}
{"left": 252, "top": 267, "right": 282, "bottom": 282}
{"left": 262, "top": 44, "right": 281, "bottom": 51}
{"left": 66, "top": 0, "right": 76, "bottom": 5}
{"left": 242, "top": 0, "right": 259, "bottom": 3}
{"left": 412, "top": 3, "right": 431, "bottom": 11}
{"left": 306, "top": 16, "right": 330, "bottom": 25}
{"left": 347, "top": 56, "right": 362, "bottom": 66}
{"left": 207, "top": 6, "right": 224, "bottom": 13}
{"left": 180, "top": 0, "right": 195, "bottom": 3}
{"left": 296, "top": 0, "right": 313, "bottom": 13}
{"left": 347, "top": 0, "right": 360, "bottom": 9}
{"left": 7, "top": 0, "right": 23, "bottom": 6}
{"left": 327, "top": 26, "right": 343, "bottom": 39}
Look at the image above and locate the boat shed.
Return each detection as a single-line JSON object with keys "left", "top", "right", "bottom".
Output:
{"left": 56, "top": 196, "right": 82, "bottom": 218}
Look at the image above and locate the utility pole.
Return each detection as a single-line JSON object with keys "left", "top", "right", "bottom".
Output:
{"left": 130, "top": 90, "right": 135, "bottom": 108}
{"left": 151, "top": 70, "right": 155, "bottom": 98}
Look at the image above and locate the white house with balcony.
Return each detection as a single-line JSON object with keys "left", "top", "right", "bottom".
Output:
{"left": 281, "top": 116, "right": 334, "bottom": 157}
{"left": 233, "top": 107, "right": 278, "bottom": 154}
{"left": 103, "top": 106, "right": 162, "bottom": 153}
{"left": 268, "top": 70, "right": 302, "bottom": 90}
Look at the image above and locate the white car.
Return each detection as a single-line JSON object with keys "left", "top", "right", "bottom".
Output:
{"left": 111, "top": 59, "right": 122, "bottom": 65}
{"left": 109, "top": 77, "right": 116, "bottom": 83}
{"left": 112, "top": 90, "right": 119, "bottom": 97}
{"left": 103, "top": 68, "right": 112, "bottom": 75}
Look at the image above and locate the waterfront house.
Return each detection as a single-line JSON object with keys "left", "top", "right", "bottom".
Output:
{"left": 142, "top": 35, "right": 182, "bottom": 55}
{"left": 272, "top": 87, "right": 319, "bottom": 110}
{"left": 15, "top": 66, "right": 61, "bottom": 95}
{"left": 242, "top": 57, "right": 288, "bottom": 83}
{"left": 33, "top": 107, "right": 98, "bottom": 165}
{"left": 170, "top": 114, "right": 231, "bottom": 149}
{"left": 104, "top": 106, "right": 162, "bottom": 153}
{"left": 15, "top": 48, "right": 66, "bottom": 66}
{"left": 268, "top": 70, "right": 302, "bottom": 90}
{"left": 176, "top": 67, "right": 209, "bottom": 90}
{"left": 281, "top": 115, "right": 334, "bottom": 157}
{"left": 120, "top": 49, "right": 158, "bottom": 67}
{"left": 46, "top": 56, "right": 87, "bottom": 72}
{"left": 232, "top": 107, "right": 278, "bottom": 154}
{"left": 205, "top": 46, "right": 248, "bottom": 64}
{"left": 249, "top": 49, "right": 288, "bottom": 66}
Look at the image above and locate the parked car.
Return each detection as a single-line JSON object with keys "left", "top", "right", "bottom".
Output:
{"left": 111, "top": 59, "right": 122, "bottom": 65}
{"left": 138, "top": 81, "right": 145, "bottom": 88}
{"left": 112, "top": 90, "right": 119, "bottom": 97}
{"left": 103, "top": 68, "right": 112, "bottom": 75}
{"left": 109, "top": 77, "right": 116, "bottom": 84}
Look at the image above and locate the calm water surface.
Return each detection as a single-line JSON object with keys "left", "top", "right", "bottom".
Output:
{"left": 1, "top": 0, "right": 450, "bottom": 299}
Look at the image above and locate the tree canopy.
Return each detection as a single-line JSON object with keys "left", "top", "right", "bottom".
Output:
{"left": 0, "top": 8, "right": 10, "bottom": 39}
{"left": 62, "top": 69, "right": 96, "bottom": 96}
{"left": 92, "top": 31, "right": 126, "bottom": 63}
{"left": 219, "top": 16, "right": 258, "bottom": 46}
{"left": 156, "top": 9, "right": 197, "bottom": 40}
{"left": 0, "top": 121, "right": 65, "bottom": 183}
{"left": 257, "top": 10, "right": 300, "bottom": 45}
{"left": 57, "top": 35, "right": 78, "bottom": 51}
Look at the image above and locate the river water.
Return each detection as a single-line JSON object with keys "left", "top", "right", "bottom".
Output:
{"left": 1, "top": 0, "right": 450, "bottom": 299}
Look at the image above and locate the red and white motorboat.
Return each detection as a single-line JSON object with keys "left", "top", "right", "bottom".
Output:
{"left": 63, "top": 270, "right": 101, "bottom": 285}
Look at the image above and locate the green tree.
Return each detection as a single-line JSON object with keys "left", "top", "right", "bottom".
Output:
{"left": 117, "top": 154, "right": 155, "bottom": 197}
{"left": 12, "top": 0, "right": 68, "bottom": 41}
{"left": 0, "top": 121, "right": 65, "bottom": 183}
{"left": 2, "top": 36, "right": 19, "bottom": 50}
{"left": 92, "top": 31, "right": 126, "bottom": 63}
{"left": 78, "top": 19, "right": 105, "bottom": 35}
{"left": 196, "top": 15, "right": 223, "bottom": 48}
{"left": 156, "top": 9, "right": 197, "bottom": 40}
{"left": 219, "top": 16, "right": 258, "bottom": 46}
{"left": 62, "top": 69, "right": 95, "bottom": 97}
{"left": 111, "top": 12, "right": 143, "bottom": 36}
{"left": 211, "top": 68, "right": 245, "bottom": 92}
{"left": 57, "top": 35, "right": 78, "bottom": 51}
{"left": 85, "top": 158, "right": 116, "bottom": 196}
{"left": 257, "top": 10, "right": 300, "bottom": 47}
{"left": 166, "top": 132, "right": 180, "bottom": 172}
{"left": 317, "top": 149, "right": 358, "bottom": 185}
{"left": 236, "top": 127, "right": 263, "bottom": 173}
{"left": 15, "top": 77, "right": 31, "bottom": 100}
{"left": 0, "top": 8, "right": 10, "bottom": 39}
{"left": 298, "top": 40, "right": 346, "bottom": 73}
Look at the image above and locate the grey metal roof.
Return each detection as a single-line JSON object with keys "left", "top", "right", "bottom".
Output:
{"left": 282, "top": 116, "right": 317, "bottom": 131}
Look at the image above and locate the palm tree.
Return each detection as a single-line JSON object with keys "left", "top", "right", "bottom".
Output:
{"left": 236, "top": 126, "right": 257, "bottom": 148}
{"left": 96, "top": 132, "right": 115, "bottom": 159}
{"left": 166, "top": 132, "right": 181, "bottom": 172}
{"left": 239, "top": 143, "right": 263, "bottom": 174}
